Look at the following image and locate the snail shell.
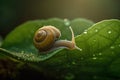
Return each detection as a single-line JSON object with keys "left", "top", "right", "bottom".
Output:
{"left": 33, "top": 25, "right": 82, "bottom": 52}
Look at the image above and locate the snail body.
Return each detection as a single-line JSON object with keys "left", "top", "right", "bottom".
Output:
{"left": 33, "top": 25, "right": 81, "bottom": 52}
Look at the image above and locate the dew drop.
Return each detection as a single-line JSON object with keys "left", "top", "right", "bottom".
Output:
{"left": 95, "top": 29, "right": 98, "bottom": 32}
{"left": 64, "top": 19, "right": 70, "bottom": 26}
{"left": 84, "top": 31, "right": 87, "bottom": 34}
{"left": 108, "top": 31, "right": 112, "bottom": 34}
{"left": 110, "top": 46, "right": 115, "bottom": 49}
{"left": 65, "top": 22, "right": 70, "bottom": 26}
{"left": 98, "top": 53, "right": 102, "bottom": 55}
{"left": 92, "top": 57, "right": 97, "bottom": 60}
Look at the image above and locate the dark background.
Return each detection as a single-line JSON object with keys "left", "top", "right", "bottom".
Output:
{"left": 0, "top": 0, "right": 120, "bottom": 37}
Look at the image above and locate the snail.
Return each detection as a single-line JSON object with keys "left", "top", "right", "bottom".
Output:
{"left": 33, "top": 25, "right": 82, "bottom": 52}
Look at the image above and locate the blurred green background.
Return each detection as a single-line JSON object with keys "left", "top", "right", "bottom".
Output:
{"left": 0, "top": 0, "right": 120, "bottom": 37}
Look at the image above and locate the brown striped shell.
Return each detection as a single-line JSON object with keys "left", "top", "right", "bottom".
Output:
{"left": 33, "top": 26, "right": 61, "bottom": 52}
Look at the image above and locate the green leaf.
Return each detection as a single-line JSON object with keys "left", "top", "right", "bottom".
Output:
{"left": 2, "top": 18, "right": 120, "bottom": 79}
{"left": 30, "top": 19, "right": 120, "bottom": 79}
{"left": 75, "top": 19, "right": 120, "bottom": 78}
{"left": 0, "top": 18, "right": 93, "bottom": 62}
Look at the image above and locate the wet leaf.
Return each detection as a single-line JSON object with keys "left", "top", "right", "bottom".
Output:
{"left": 32, "top": 19, "right": 120, "bottom": 79}
{"left": 1, "top": 18, "right": 120, "bottom": 79}
{"left": 0, "top": 18, "right": 93, "bottom": 62}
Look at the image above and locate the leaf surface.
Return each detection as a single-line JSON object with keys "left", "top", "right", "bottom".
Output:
{"left": 0, "top": 18, "right": 93, "bottom": 62}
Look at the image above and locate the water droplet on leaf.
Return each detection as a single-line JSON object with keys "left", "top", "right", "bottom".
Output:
{"left": 110, "top": 46, "right": 115, "bottom": 49}
{"left": 108, "top": 31, "right": 112, "bottom": 34}
{"left": 95, "top": 29, "right": 98, "bottom": 32}
{"left": 92, "top": 57, "right": 97, "bottom": 60}
{"left": 64, "top": 19, "right": 70, "bottom": 26}
{"left": 84, "top": 31, "right": 87, "bottom": 34}
{"left": 98, "top": 53, "right": 102, "bottom": 55}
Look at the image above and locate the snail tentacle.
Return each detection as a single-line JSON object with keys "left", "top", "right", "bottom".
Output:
{"left": 53, "top": 26, "right": 82, "bottom": 51}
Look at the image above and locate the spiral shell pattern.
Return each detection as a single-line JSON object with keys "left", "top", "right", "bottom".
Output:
{"left": 33, "top": 26, "right": 61, "bottom": 52}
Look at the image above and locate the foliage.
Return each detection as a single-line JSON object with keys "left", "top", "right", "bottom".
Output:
{"left": 0, "top": 18, "right": 120, "bottom": 80}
